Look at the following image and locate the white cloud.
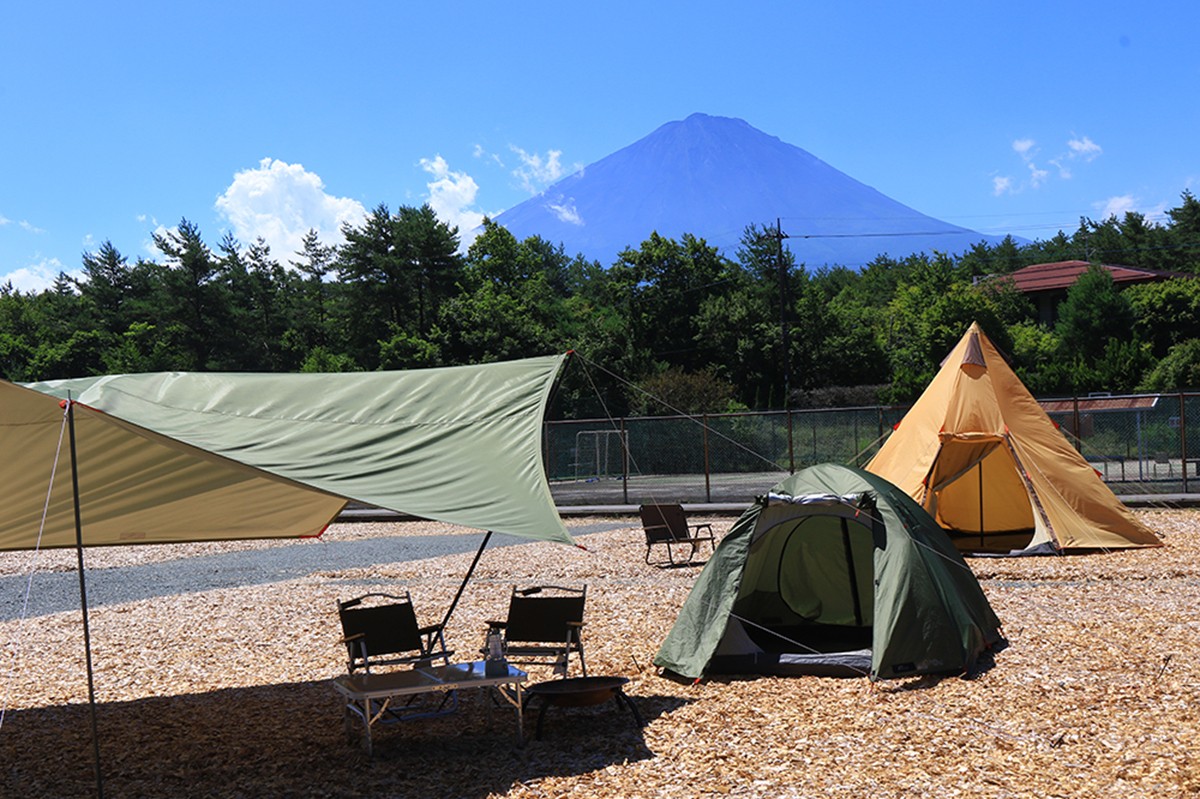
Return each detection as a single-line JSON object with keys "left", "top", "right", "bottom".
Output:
{"left": 0, "top": 216, "right": 45, "bottom": 233}
{"left": 1067, "top": 135, "right": 1102, "bottom": 162}
{"left": 1098, "top": 195, "right": 1136, "bottom": 219}
{"left": 136, "top": 214, "right": 162, "bottom": 256}
{"left": 996, "top": 133, "right": 1103, "bottom": 195}
{"left": 1143, "top": 201, "right": 1170, "bottom": 224}
{"left": 1095, "top": 195, "right": 1169, "bottom": 224}
{"left": 547, "top": 198, "right": 583, "bottom": 226}
{"left": 419, "top": 155, "right": 491, "bottom": 250}
{"left": 1, "top": 257, "right": 81, "bottom": 293}
{"left": 214, "top": 158, "right": 367, "bottom": 261}
{"left": 510, "top": 146, "right": 581, "bottom": 194}
{"left": 472, "top": 144, "right": 506, "bottom": 169}
{"left": 146, "top": 221, "right": 180, "bottom": 255}
{"left": 1048, "top": 157, "right": 1072, "bottom": 179}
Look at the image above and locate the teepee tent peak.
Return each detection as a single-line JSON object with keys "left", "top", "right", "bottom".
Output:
{"left": 955, "top": 324, "right": 988, "bottom": 369}
{"left": 867, "top": 323, "right": 1160, "bottom": 554}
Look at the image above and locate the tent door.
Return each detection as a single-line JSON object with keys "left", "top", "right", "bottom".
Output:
{"left": 926, "top": 439, "right": 1037, "bottom": 551}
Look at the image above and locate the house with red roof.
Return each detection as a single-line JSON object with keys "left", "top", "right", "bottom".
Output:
{"left": 996, "top": 260, "right": 1178, "bottom": 325}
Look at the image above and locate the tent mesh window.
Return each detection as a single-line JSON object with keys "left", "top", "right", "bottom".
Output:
{"left": 733, "top": 509, "right": 875, "bottom": 655}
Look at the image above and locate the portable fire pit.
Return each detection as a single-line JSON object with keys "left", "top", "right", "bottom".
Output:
{"left": 524, "top": 676, "right": 643, "bottom": 739}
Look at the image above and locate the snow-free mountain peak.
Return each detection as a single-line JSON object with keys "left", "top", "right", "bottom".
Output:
{"left": 492, "top": 114, "right": 1009, "bottom": 266}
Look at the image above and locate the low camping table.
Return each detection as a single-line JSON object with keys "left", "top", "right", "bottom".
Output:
{"left": 524, "top": 676, "right": 643, "bottom": 740}
{"left": 332, "top": 661, "right": 527, "bottom": 755}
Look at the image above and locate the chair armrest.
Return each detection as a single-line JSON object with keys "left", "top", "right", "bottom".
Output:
{"left": 486, "top": 621, "right": 508, "bottom": 629}
{"left": 340, "top": 632, "right": 366, "bottom": 644}
{"left": 565, "top": 621, "right": 585, "bottom": 628}
{"left": 689, "top": 523, "right": 714, "bottom": 536}
{"left": 417, "top": 623, "right": 444, "bottom": 636}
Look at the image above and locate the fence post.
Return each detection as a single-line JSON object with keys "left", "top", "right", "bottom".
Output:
{"left": 786, "top": 409, "right": 795, "bottom": 474}
{"left": 1181, "top": 393, "right": 1189, "bottom": 494}
{"left": 1072, "top": 395, "right": 1081, "bottom": 452}
{"left": 621, "top": 416, "right": 629, "bottom": 505}
{"left": 812, "top": 414, "right": 817, "bottom": 463}
{"left": 853, "top": 414, "right": 860, "bottom": 463}
{"left": 702, "top": 414, "right": 712, "bottom": 503}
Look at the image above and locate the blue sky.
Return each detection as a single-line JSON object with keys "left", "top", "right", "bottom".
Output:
{"left": 2, "top": 2, "right": 1196, "bottom": 291}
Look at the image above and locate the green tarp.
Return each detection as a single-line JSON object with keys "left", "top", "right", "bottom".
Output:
{"left": 3, "top": 355, "right": 573, "bottom": 550}
{"left": 654, "top": 463, "right": 1003, "bottom": 680}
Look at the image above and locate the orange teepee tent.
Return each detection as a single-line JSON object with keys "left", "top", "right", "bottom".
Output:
{"left": 866, "top": 322, "right": 1161, "bottom": 553}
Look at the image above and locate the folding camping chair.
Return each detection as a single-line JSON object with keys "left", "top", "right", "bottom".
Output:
{"left": 484, "top": 585, "right": 587, "bottom": 678}
{"left": 337, "top": 591, "right": 453, "bottom": 674}
{"left": 639, "top": 503, "right": 715, "bottom": 566}
{"left": 335, "top": 592, "right": 458, "bottom": 741}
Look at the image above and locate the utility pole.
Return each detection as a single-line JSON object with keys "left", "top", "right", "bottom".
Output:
{"left": 767, "top": 218, "right": 792, "bottom": 409}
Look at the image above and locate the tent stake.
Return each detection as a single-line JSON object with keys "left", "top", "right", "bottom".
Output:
{"left": 67, "top": 397, "right": 105, "bottom": 798}
{"left": 441, "top": 530, "right": 492, "bottom": 631}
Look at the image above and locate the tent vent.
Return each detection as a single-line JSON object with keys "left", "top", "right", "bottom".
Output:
{"left": 961, "top": 332, "right": 987, "bottom": 369}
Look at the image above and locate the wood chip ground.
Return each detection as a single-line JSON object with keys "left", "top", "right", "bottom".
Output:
{"left": 1, "top": 510, "right": 1198, "bottom": 798}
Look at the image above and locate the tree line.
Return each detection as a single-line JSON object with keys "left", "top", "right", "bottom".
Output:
{"left": 3, "top": 191, "right": 1200, "bottom": 417}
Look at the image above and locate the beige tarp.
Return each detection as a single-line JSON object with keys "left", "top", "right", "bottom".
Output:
{"left": 866, "top": 323, "right": 1160, "bottom": 552}
{"left": 4, "top": 355, "right": 573, "bottom": 550}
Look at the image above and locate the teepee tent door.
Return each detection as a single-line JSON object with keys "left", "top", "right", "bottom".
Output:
{"left": 923, "top": 436, "right": 1046, "bottom": 551}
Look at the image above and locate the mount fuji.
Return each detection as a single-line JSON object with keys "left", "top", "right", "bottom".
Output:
{"left": 491, "top": 113, "right": 1011, "bottom": 268}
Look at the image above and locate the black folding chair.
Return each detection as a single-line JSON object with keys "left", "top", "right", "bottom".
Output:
{"left": 639, "top": 503, "right": 715, "bottom": 566}
{"left": 485, "top": 585, "right": 586, "bottom": 678}
{"left": 337, "top": 591, "right": 452, "bottom": 674}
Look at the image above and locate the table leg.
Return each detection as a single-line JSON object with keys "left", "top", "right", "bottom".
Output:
{"left": 516, "top": 683, "right": 524, "bottom": 744}
{"left": 489, "top": 681, "right": 526, "bottom": 744}
{"left": 354, "top": 698, "right": 375, "bottom": 757}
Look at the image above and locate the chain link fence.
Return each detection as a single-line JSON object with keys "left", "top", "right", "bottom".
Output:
{"left": 545, "top": 392, "right": 1200, "bottom": 507}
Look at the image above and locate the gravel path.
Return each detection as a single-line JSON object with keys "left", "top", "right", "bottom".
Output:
{"left": 0, "top": 521, "right": 625, "bottom": 620}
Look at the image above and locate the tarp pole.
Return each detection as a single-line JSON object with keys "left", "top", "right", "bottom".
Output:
{"left": 440, "top": 530, "right": 492, "bottom": 631}
{"left": 67, "top": 397, "right": 105, "bottom": 799}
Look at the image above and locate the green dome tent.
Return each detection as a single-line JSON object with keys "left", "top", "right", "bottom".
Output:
{"left": 654, "top": 464, "right": 1004, "bottom": 680}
